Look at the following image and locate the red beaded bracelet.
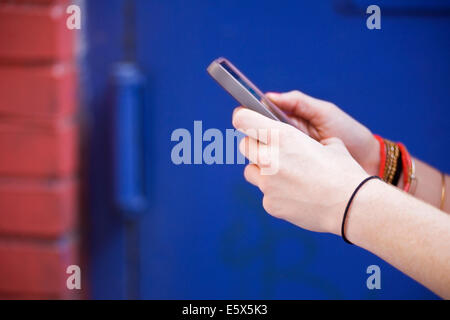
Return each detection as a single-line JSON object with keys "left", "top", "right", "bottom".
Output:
{"left": 398, "top": 142, "right": 412, "bottom": 193}
{"left": 374, "top": 135, "right": 413, "bottom": 193}
{"left": 373, "top": 135, "right": 386, "bottom": 178}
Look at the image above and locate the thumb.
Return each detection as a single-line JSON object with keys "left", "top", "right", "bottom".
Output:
{"left": 320, "top": 137, "right": 351, "bottom": 154}
{"left": 266, "top": 90, "right": 327, "bottom": 122}
{"left": 320, "top": 137, "right": 345, "bottom": 147}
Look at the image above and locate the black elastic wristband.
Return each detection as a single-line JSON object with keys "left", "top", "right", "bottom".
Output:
{"left": 392, "top": 149, "right": 403, "bottom": 186}
{"left": 341, "top": 176, "right": 381, "bottom": 245}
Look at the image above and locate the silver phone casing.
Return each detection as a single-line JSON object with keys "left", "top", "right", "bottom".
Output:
{"left": 207, "top": 58, "right": 293, "bottom": 126}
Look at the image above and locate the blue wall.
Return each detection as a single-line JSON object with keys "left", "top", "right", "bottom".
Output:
{"left": 86, "top": 0, "right": 450, "bottom": 299}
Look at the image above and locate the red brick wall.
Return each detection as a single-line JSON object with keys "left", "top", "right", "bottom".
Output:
{"left": 0, "top": 0, "right": 81, "bottom": 299}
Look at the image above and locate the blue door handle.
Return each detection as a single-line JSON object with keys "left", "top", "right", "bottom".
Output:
{"left": 110, "top": 62, "right": 147, "bottom": 219}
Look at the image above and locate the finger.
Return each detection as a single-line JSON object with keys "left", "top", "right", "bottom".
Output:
{"left": 266, "top": 90, "right": 327, "bottom": 122}
{"left": 232, "top": 106, "right": 244, "bottom": 121}
{"left": 239, "top": 136, "right": 271, "bottom": 166}
{"left": 243, "top": 164, "right": 261, "bottom": 187}
{"left": 232, "top": 108, "right": 283, "bottom": 144}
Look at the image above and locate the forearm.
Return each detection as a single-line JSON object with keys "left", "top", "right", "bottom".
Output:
{"left": 398, "top": 158, "right": 448, "bottom": 212}
{"left": 364, "top": 136, "right": 448, "bottom": 212}
{"left": 342, "top": 179, "right": 450, "bottom": 298}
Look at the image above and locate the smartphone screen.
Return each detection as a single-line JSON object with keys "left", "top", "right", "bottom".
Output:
{"left": 219, "top": 61, "right": 263, "bottom": 101}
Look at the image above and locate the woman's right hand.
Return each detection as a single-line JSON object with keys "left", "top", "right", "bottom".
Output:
{"left": 266, "top": 91, "right": 380, "bottom": 175}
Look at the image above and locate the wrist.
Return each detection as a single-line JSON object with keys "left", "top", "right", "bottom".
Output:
{"left": 362, "top": 135, "right": 380, "bottom": 176}
{"left": 326, "top": 172, "right": 372, "bottom": 237}
{"left": 341, "top": 178, "right": 386, "bottom": 245}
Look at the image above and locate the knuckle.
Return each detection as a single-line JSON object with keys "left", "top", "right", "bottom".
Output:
{"left": 262, "top": 196, "right": 283, "bottom": 219}
{"left": 239, "top": 136, "right": 247, "bottom": 151}
{"left": 232, "top": 110, "right": 244, "bottom": 128}
{"left": 258, "top": 177, "right": 270, "bottom": 193}
{"left": 262, "top": 196, "right": 273, "bottom": 214}
{"left": 243, "top": 165, "right": 251, "bottom": 181}
{"left": 243, "top": 164, "right": 255, "bottom": 182}
{"left": 290, "top": 90, "right": 302, "bottom": 97}
{"left": 232, "top": 116, "right": 240, "bottom": 129}
{"left": 325, "top": 102, "right": 337, "bottom": 111}
{"left": 239, "top": 137, "right": 251, "bottom": 156}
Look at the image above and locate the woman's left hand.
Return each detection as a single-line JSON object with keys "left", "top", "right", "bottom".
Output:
{"left": 232, "top": 107, "right": 369, "bottom": 235}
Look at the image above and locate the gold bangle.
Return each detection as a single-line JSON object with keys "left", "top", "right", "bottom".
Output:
{"left": 440, "top": 173, "right": 446, "bottom": 211}
{"left": 382, "top": 143, "right": 390, "bottom": 181}
{"left": 409, "top": 158, "right": 418, "bottom": 195}
{"left": 383, "top": 139, "right": 400, "bottom": 184}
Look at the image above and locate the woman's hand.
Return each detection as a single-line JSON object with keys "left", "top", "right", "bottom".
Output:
{"left": 232, "top": 107, "right": 369, "bottom": 235}
{"left": 266, "top": 91, "right": 380, "bottom": 175}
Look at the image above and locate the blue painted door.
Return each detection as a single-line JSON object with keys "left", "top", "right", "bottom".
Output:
{"left": 86, "top": 0, "right": 450, "bottom": 299}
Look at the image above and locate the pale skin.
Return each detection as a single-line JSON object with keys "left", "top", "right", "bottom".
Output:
{"left": 265, "top": 91, "right": 449, "bottom": 211}
{"left": 232, "top": 90, "right": 450, "bottom": 298}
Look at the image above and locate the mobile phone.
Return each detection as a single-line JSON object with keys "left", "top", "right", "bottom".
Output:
{"left": 207, "top": 57, "right": 294, "bottom": 126}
